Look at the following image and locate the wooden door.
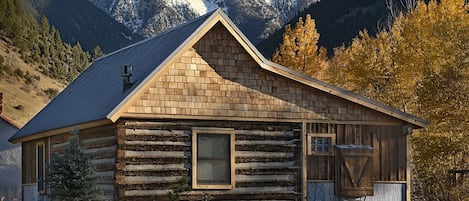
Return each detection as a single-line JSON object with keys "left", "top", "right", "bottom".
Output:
{"left": 335, "top": 145, "right": 374, "bottom": 198}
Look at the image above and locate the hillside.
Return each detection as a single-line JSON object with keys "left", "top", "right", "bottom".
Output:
{"left": 0, "top": 37, "right": 63, "bottom": 201}
{"left": 0, "top": 39, "right": 65, "bottom": 126}
{"left": 22, "top": 0, "right": 143, "bottom": 53}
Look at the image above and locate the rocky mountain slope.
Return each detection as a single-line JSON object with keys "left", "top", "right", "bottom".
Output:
{"left": 88, "top": 0, "right": 318, "bottom": 44}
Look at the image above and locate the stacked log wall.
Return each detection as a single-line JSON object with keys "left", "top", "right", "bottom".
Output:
{"left": 116, "top": 120, "right": 302, "bottom": 201}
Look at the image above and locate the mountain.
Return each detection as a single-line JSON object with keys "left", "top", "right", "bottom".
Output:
{"left": 257, "top": 0, "right": 404, "bottom": 58}
{"left": 23, "top": 0, "right": 143, "bottom": 53}
{"left": 87, "top": 0, "right": 318, "bottom": 44}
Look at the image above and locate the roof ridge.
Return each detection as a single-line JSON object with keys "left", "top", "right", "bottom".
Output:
{"left": 95, "top": 9, "right": 220, "bottom": 62}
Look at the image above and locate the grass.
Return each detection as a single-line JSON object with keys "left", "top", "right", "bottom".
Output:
{"left": 0, "top": 39, "right": 65, "bottom": 127}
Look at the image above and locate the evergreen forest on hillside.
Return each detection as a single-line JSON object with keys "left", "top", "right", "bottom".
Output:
{"left": 273, "top": 0, "right": 468, "bottom": 200}
{"left": 24, "top": 0, "right": 143, "bottom": 53}
{"left": 0, "top": 0, "right": 102, "bottom": 84}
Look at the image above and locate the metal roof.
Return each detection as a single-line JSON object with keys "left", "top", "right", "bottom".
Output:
{"left": 9, "top": 10, "right": 217, "bottom": 142}
{"left": 9, "top": 9, "right": 428, "bottom": 143}
{"left": 0, "top": 114, "right": 20, "bottom": 129}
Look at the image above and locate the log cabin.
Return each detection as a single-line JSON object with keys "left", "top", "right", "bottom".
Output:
{"left": 9, "top": 9, "right": 428, "bottom": 201}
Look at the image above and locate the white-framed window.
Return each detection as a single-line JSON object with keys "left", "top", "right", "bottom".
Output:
{"left": 307, "top": 133, "right": 336, "bottom": 156}
{"left": 192, "top": 128, "right": 235, "bottom": 189}
{"left": 36, "top": 142, "right": 46, "bottom": 193}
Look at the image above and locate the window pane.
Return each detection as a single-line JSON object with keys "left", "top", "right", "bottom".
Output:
{"left": 197, "top": 134, "right": 230, "bottom": 184}
{"left": 198, "top": 134, "right": 229, "bottom": 159}
{"left": 312, "top": 137, "right": 332, "bottom": 152}
{"left": 37, "top": 144, "right": 44, "bottom": 192}
{"left": 197, "top": 160, "right": 229, "bottom": 184}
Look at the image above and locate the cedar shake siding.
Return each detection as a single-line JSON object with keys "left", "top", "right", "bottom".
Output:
{"left": 124, "top": 23, "right": 399, "bottom": 124}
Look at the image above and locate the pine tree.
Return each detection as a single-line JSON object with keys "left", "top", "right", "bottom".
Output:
{"left": 0, "top": 0, "right": 92, "bottom": 84}
{"left": 47, "top": 129, "right": 104, "bottom": 201}
{"left": 272, "top": 14, "right": 328, "bottom": 78}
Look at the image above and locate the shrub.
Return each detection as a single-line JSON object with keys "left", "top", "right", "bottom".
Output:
{"left": 13, "top": 68, "right": 24, "bottom": 78}
{"left": 43, "top": 88, "right": 59, "bottom": 99}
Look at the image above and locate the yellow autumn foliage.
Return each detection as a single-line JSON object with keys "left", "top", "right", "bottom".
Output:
{"left": 274, "top": 2, "right": 467, "bottom": 199}
{"left": 272, "top": 15, "right": 328, "bottom": 78}
{"left": 325, "top": 0, "right": 468, "bottom": 200}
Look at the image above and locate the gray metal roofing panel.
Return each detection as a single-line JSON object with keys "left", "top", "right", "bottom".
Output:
{"left": 0, "top": 114, "right": 20, "bottom": 129}
{"left": 9, "top": 10, "right": 216, "bottom": 142}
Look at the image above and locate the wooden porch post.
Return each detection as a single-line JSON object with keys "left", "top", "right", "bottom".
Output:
{"left": 302, "top": 121, "right": 307, "bottom": 201}
{"left": 406, "top": 133, "right": 411, "bottom": 201}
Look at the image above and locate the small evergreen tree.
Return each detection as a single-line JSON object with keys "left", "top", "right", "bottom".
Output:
{"left": 47, "top": 129, "right": 104, "bottom": 201}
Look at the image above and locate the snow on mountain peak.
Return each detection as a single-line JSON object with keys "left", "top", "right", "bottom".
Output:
{"left": 87, "top": 0, "right": 318, "bottom": 43}
{"left": 112, "top": 0, "right": 143, "bottom": 32}
{"left": 165, "top": 0, "right": 217, "bottom": 15}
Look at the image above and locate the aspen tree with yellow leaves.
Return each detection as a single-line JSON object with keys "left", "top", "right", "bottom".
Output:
{"left": 272, "top": 15, "right": 328, "bottom": 78}
{"left": 325, "top": 0, "right": 468, "bottom": 200}
{"left": 273, "top": 2, "right": 467, "bottom": 199}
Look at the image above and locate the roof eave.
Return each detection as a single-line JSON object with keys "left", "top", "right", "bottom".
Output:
{"left": 8, "top": 118, "right": 112, "bottom": 144}
{"left": 0, "top": 114, "right": 21, "bottom": 129}
{"left": 260, "top": 61, "right": 429, "bottom": 129}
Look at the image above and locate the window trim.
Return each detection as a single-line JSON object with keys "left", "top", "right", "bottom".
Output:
{"left": 307, "top": 133, "right": 336, "bottom": 156}
{"left": 192, "top": 127, "right": 235, "bottom": 189}
{"left": 36, "top": 142, "right": 46, "bottom": 194}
